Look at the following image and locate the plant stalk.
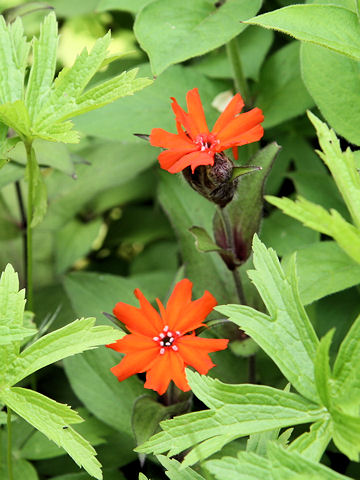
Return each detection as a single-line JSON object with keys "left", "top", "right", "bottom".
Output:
{"left": 24, "top": 141, "right": 33, "bottom": 311}
{"left": 226, "top": 37, "right": 249, "bottom": 104}
{"left": 15, "top": 181, "right": 28, "bottom": 291}
{"left": 7, "top": 407, "right": 13, "bottom": 480}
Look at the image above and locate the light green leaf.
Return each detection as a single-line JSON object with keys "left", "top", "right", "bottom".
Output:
{"left": 205, "top": 453, "right": 270, "bottom": 479}
{"left": 6, "top": 317, "right": 119, "bottom": 385}
{"left": 0, "top": 101, "right": 30, "bottom": 137}
{"left": 1, "top": 387, "right": 102, "bottom": 479}
{"left": 134, "top": 0, "right": 262, "bottom": 75}
{"left": 139, "top": 474, "right": 150, "bottom": 480}
{"left": 25, "top": 12, "right": 58, "bottom": 122}
{"left": 288, "top": 419, "right": 332, "bottom": 461}
{"left": 217, "top": 236, "right": 319, "bottom": 402}
{"left": 257, "top": 42, "right": 313, "bottom": 128}
{"left": 266, "top": 196, "right": 360, "bottom": 264}
{"left": 307, "top": 111, "right": 360, "bottom": 228}
{"left": 329, "top": 408, "right": 360, "bottom": 461}
{"left": 0, "top": 264, "right": 26, "bottom": 374}
{"left": 282, "top": 242, "right": 360, "bottom": 306}
{"left": 0, "top": 325, "right": 36, "bottom": 345}
{"left": 65, "top": 69, "right": 153, "bottom": 120}
{"left": 34, "top": 33, "right": 112, "bottom": 129}
{"left": 0, "top": 16, "right": 26, "bottom": 103}
{"left": 158, "top": 456, "right": 206, "bottom": 480}
{"left": 33, "top": 119, "right": 80, "bottom": 144}
{"left": 314, "top": 330, "right": 334, "bottom": 409}
{"left": 138, "top": 373, "right": 325, "bottom": 461}
{"left": 267, "top": 442, "right": 352, "bottom": 479}
{"left": 301, "top": 43, "right": 360, "bottom": 147}
{"left": 245, "top": 5, "right": 360, "bottom": 60}
{"left": 333, "top": 314, "right": 360, "bottom": 414}
{"left": 25, "top": 146, "right": 47, "bottom": 228}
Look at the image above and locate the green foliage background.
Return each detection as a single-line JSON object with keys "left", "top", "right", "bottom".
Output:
{"left": 0, "top": 0, "right": 359, "bottom": 479}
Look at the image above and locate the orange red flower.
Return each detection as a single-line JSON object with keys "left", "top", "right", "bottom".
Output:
{"left": 107, "top": 279, "right": 229, "bottom": 395}
{"left": 150, "top": 88, "right": 264, "bottom": 174}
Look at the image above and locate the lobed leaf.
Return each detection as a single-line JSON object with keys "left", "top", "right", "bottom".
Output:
{"left": 1, "top": 387, "right": 102, "bottom": 479}
{"left": 0, "top": 100, "right": 30, "bottom": 138}
{"left": 217, "top": 236, "right": 319, "bottom": 402}
{"left": 288, "top": 419, "right": 332, "bottom": 462}
{"left": 158, "top": 456, "right": 206, "bottom": 480}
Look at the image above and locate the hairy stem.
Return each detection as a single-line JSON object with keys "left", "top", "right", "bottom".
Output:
{"left": 15, "top": 181, "right": 28, "bottom": 290}
{"left": 226, "top": 38, "right": 249, "bottom": 103}
{"left": 7, "top": 407, "right": 13, "bottom": 480}
{"left": 24, "top": 140, "right": 33, "bottom": 311}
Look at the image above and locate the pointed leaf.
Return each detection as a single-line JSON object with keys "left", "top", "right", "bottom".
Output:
{"left": 25, "top": 12, "right": 58, "bottom": 121}
{"left": 6, "top": 317, "right": 119, "bottom": 385}
{"left": 158, "top": 456, "right": 205, "bottom": 480}
{"left": 314, "top": 330, "right": 334, "bottom": 409}
{"left": 0, "top": 101, "right": 30, "bottom": 137}
{"left": 333, "top": 314, "right": 360, "bottom": 414}
{"left": 0, "top": 387, "right": 102, "bottom": 479}
{"left": 0, "top": 264, "right": 26, "bottom": 375}
{"left": 307, "top": 111, "right": 360, "bottom": 228}
{"left": 231, "top": 165, "right": 261, "bottom": 181}
{"left": 327, "top": 408, "right": 360, "bottom": 461}
{"left": 288, "top": 419, "right": 332, "bottom": 461}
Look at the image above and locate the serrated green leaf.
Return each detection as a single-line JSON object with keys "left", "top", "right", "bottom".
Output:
{"left": 5, "top": 317, "right": 119, "bottom": 385}
{"left": 158, "top": 456, "right": 206, "bottom": 480}
{"left": 328, "top": 408, "right": 360, "bottom": 461}
{"left": 1, "top": 387, "right": 102, "bottom": 479}
{"left": 314, "top": 330, "right": 334, "bottom": 409}
{"left": 333, "top": 314, "right": 360, "bottom": 414}
{"left": 217, "top": 236, "right": 319, "bottom": 402}
{"left": 307, "top": 111, "right": 360, "bottom": 228}
{"left": 137, "top": 372, "right": 325, "bottom": 462}
{"left": 0, "top": 101, "right": 30, "bottom": 137}
{"left": 0, "top": 264, "right": 26, "bottom": 375}
{"left": 34, "top": 33, "right": 112, "bottom": 129}
{"left": 25, "top": 12, "right": 58, "bottom": 122}
{"left": 205, "top": 452, "right": 270, "bottom": 480}
{"left": 33, "top": 120, "right": 80, "bottom": 144}
{"left": 0, "top": 325, "right": 37, "bottom": 345}
{"left": 245, "top": 5, "right": 360, "bottom": 60}
{"left": 134, "top": 0, "right": 262, "bottom": 75}
{"left": 0, "top": 16, "right": 26, "bottom": 103}
{"left": 266, "top": 196, "right": 360, "bottom": 264}
{"left": 288, "top": 419, "right": 332, "bottom": 461}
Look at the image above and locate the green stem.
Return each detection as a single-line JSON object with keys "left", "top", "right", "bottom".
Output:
{"left": 7, "top": 407, "right": 13, "bottom": 480}
{"left": 24, "top": 140, "right": 33, "bottom": 311}
{"left": 217, "top": 206, "right": 246, "bottom": 305}
{"left": 226, "top": 38, "right": 249, "bottom": 104}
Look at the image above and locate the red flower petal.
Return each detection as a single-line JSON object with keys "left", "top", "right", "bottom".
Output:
{"left": 134, "top": 288, "right": 164, "bottom": 333}
{"left": 107, "top": 333, "right": 158, "bottom": 354}
{"left": 167, "top": 151, "right": 214, "bottom": 174}
{"left": 171, "top": 97, "right": 197, "bottom": 139}
{"left": 219, "top": 125, "right": 264, "bottom": 151}
{"left": 150, "top": 128, "right": 193, "bottom": 150}
{"left": 186, "top": 88, "right": 209, "bottom": 136}
{"left": 217, "top": 107, "right": 264, "bottom": 144}
{"left": 165, "top": 278, "right": 193, "bottom": 330}
{"left": 158, "top": 148, "right": 197, "bottom": 171}
{"left": 144, "top": 350, "right": 189, "bottom": 394}
{"left": 177, "top": 337, "right": 216, "bottom": 374}
{"left": 110, "top": 348, "right": 159, "bottom": 382}
{"left": 211, "top": 93, "right": 244, "bottom": 136}
{"left": 113, "top": 301, "right": 159, "bottom": 337}
{"left": 176, "top": 290, "right": 217, "bottom": 334}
